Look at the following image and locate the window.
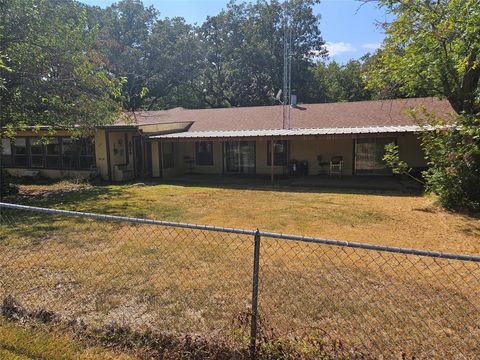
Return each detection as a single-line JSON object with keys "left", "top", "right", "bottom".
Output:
{"left": 355, "top": 137, "right": 395, "bottom": 175}
{"left": 79, "top": 138, "right": 95, "bottom": 169}
{"left": 1, "top": 139, "right": 12, "bottom": 167}
{"left": 162, "top": 142, "right": 174, "bottom": 169}
{"left": 13, "top": 138, "right": 28, "bottom": 167}
{"left": 29, "top": 138, "right": 44, "bottom": 168}
{"left": 267, "top": 140, "right": 288, "bottom": 166}
{"left": 62, "top": 138, "right": 79, "bottom": 169}
{"left": 195, "top": 141, "right": 214, "bottom": 166}
{"left": 45, "top": 138, "right": 61, "bottom": 168}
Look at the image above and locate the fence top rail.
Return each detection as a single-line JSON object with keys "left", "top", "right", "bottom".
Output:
{"left": 0, "top": 202, "right": 257, "bottom": 236}
{"left": 1, "top": 202, "right": 480, "bottom": 263}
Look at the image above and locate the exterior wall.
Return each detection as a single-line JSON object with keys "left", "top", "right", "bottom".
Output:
{"left": 158, "top": 142, "right": 187, "bottom": 179}
{"left": 290, "top": 137, "right": 354, "bottom": 175}
{"left": 94, "top": 129, "right": 109, "bottom": 180}
{"left": 95, "top": 129, "right": 137, "bottom": 181}
{"left": 256, "top": 140, "right": 288, "bottom": 175}
{"left": 182, "top": 141, "right": 224, "bottom": 174}
{"left": 151, "top": 141, "right": 160, "bottom": 177}
{"left": 149, "top": 134, "right": 427, "bottom": 179}
{"left": 397, "top": 133, "right": 427, "bottom": 168}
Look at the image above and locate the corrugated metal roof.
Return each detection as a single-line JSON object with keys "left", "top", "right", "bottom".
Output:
{"left": 149, "top": 125, "right": 426, "bottom": 140}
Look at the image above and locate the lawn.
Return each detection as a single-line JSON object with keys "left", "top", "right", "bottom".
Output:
{"left": 0, "top": 180, "right": 479, "bottom": 358}
{"left": 14, "top": 180, "right": 480, "bottom": 254}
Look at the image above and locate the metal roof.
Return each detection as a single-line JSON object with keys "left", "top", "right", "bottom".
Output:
{"left": 149, "top": 125, "right": 426, "bottom": 140}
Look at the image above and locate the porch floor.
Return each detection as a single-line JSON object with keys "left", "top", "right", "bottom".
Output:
{"left": 159, "top": 174, "right": 423, "bottom": 195}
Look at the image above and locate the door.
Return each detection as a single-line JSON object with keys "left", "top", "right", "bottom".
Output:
{"left": 355, "top": 137, "right": 395, "bottom": 175}
{"left": 224, "top": 141, "right": 256, "bottom": 174}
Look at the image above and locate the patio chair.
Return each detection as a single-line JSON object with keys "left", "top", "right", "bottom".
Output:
{"left": 329, "top": 156, "right": 343, "bottom": 177}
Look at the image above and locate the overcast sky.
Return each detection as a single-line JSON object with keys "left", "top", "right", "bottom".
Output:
{"left": 79, "top": 0, "right": 391, "bottom": 63}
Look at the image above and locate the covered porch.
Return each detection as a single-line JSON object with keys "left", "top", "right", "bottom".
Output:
{"left": 148, "top": 129, "right": 426, "bottom": 182}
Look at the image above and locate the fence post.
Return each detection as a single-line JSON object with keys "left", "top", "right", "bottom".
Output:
{"left": 249, "top": 229, "right": 261, "bottom": 357}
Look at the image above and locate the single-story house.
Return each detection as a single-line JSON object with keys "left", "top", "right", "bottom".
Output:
{"left": 1, "top": 97, "right": 455, "bottom": 182}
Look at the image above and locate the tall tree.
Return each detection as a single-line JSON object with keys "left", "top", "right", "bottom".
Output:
{"left": 367, "top": 0, "right": 480, "bottom": 115}
{"left": 308, "top": 56, "right": 373, "bottom": 103}
{"left": 369, "top": 0, "right": 480, "bottom": 211}
{"left": 0, "top": 0, "right": 121, "bottom": 132}
{"left": 98, "top": 0, "right": 157, "bottom": 111}
{"left": 198, "top": 0, "right": 326, "bottom": 107}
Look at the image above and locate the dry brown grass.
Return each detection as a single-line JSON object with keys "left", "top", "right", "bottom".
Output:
{"left": 1, "top": 181, "right": 479, "bottom": 358}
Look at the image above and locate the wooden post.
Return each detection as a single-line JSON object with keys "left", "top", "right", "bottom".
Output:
{"left": 271, "top": 139, "right": 275, "bottom": 184}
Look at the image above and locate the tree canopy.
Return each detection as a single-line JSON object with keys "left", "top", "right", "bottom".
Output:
{"left": 367, "top": 0, "right": 480, "bottom": 115}
{"left": 0, "top": 0, "right": 123, "bottom": 133}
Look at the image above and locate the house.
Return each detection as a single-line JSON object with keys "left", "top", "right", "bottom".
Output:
{"left": 1, "top": 97, "right": 455, "bottom": 182}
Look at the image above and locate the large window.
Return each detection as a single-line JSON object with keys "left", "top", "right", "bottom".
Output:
{"left": 13, "top": 138, "right": 28, "bottom": 167}
{"left": 2, "top": 136, "right": 95, "bottom": 170}
{"left": 29, "top": 138, "right": 44, "bottom": 168}
{"left": 79, "top": 138, "right": 95, "bottom": 169}
{"left": 162, "top": 142, "right": 175, "bottom": 169}
{"left": 62, "top": 138, "right": 79, "bottom": 169}
{"left": 195, "top": 141, "right": 213, "bottom": 166}
{"left": 355, "top": 137, "right": 395, "bottom": 175}
{"left": 45, "top": 138, "right": 61, "bottom": 168}
{"left": 267, "top": 140, "right": 288, "bottom": 166}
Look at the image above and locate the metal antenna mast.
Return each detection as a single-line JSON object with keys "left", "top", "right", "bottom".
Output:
{"left": 282, "top": 0, "right": 292, "bottom": 130}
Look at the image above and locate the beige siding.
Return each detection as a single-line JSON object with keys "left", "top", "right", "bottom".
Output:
{"left": 181, "top": 141, "right": 224, "bottom": 174}
{"left": 94, "top": 129, "right": 109, "bottom": 180}
{"left": 256, "top": 140, "right": 288, "bottom": 175}
{"left": 290, "top": 137, "right": 354, "bottom": 175}
{"left": 151, "top": 142, "right": 160, "bottom": 177}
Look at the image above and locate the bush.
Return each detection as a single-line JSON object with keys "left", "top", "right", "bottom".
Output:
{"left": 421, "top": 114, "right": 480, "bottom": 211}
{"left": 0, "top": 170, "right": 19, "bottom": 198}
{"left": 384, "top": 113, "right": 480, "bottom": 212}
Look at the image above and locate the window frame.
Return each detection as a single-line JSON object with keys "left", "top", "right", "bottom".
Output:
{"left": 162, "top": 142, "right": 175, "bottom": 169}
{"left": 195, "top": 141, "right": 214, "bottom": 166}
{"left": 3, "top": 136, "right": 95, "bottom": 170}
{"left": 267, "top": 140, "right": 289, "bottom": 166}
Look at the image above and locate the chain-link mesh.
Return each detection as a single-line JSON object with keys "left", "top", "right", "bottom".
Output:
{"left": 0, "top": 205, "right": 254, "bottom": 349}
{"left": 0, "top": 203, "right": 479, "bottom": 358}
{"left": 258, "top": 236, "right": 480, "bottom": 358}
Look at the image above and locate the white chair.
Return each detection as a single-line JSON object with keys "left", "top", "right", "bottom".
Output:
{"left": 329, "top": 156, "right": 343, "bottom": 177}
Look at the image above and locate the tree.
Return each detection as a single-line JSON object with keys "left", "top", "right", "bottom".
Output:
{"left": 369, "top": 0, "right": 480, "bottom": 211}
{"left": 0, "top": 0, "right": 122, "bottom": 133}
{"left": 308, "top": 55, "right": 373, "bottom": 103}
{"left": 197, "top": 0, "right": 326, "bottom": 107}
{"left": 98, "top": 0, "right": 158, "bottom": 111}
{"left": 367, "top": 0, "right": 480, "bottom": 115}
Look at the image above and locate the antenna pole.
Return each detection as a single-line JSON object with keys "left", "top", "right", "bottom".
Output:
{"left": 282, "top": 0, "right": 292, "bottom": 130}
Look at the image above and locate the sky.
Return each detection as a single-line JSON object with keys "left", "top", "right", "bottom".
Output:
{"left": 79, "top": 0, "right": 391, "bottom": 63}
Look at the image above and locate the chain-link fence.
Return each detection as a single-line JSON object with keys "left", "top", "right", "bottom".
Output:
{"left": 0, "top": 202, "right": 479, "bottom": 358}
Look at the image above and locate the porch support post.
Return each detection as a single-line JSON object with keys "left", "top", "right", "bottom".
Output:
{"left": 270, "top": 138, "right": 275, "bottom": 184}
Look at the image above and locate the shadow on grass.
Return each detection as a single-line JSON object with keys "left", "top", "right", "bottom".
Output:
{"left": 142, "top": 174, "right": 425, "bottom": 197}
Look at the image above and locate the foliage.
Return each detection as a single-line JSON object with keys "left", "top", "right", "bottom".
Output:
{"left": 368, "top": 0, "right": 480, "bottom": 115}
{"left": 309, "top": 55, "right": 373, "bottom": 103}
{"left": 420, "top": 113, "right": 480, "bottom": 211}
{"left": 370, "top": 0, "right": 480, "bottom": 211}
{"left": 197, "top": 0, "right": 327, "bottom": 108}
{"left": 0, "top": 0, "right": 123, "bottom": 132}
{"left": 382, "top": 143, "right": 408, "bottom": 175}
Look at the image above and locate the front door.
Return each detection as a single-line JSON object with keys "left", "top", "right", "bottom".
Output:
{"left": 224, "top": 141, "right": 256, "bottom": 174}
